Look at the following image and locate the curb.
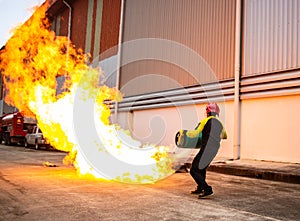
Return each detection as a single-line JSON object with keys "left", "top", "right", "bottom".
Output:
{"left": 208, "top": 164, "right": 300, "bottom": 184}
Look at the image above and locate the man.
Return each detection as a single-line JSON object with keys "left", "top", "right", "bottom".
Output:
{"left": 188, "top": 103, "right": 227, "bottom": 198}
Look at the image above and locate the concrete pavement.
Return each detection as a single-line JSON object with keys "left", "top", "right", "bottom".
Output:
{"left": 0, "top": 145, "right": 300, "bottom": 220}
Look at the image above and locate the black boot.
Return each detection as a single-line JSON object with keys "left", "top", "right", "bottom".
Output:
{"left": 191, "top": 187, "right": 203, "bottom": 194}
{"left": 198, "top": 189, "right": 213, "bottom": 198}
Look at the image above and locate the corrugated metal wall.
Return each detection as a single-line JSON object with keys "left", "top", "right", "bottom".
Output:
{"left": 48, "top": 1, "right": 87, "bottom": 49}
{"left": 58, "top": 8, "right": 69, "bottom": 37}
{"left": 71, "top": 0, "right": 89, "bottom": 52}
{"left": 100, "top": 0, "right": 121, "bottom": 57}
{"left": 120, "top": 0, "right": 236, "bottom": 96}
{"left": 243, "top": 0, "right": 300, "bottom": 76}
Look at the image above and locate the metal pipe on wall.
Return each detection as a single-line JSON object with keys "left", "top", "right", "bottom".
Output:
{"left": 63, "top": 0, "right": 72, "bottom": 76}
{"left": 114, "top": 0, "right": 125, "bottom": 122}
{"left": 233, "top": 0, "right": 242, "bottom": 159}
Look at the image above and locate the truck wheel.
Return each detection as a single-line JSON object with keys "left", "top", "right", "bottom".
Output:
{"left": 7, "top": 137, "right": 11, "bottom": 146}
{"left": 4, "top": 134, "right": 7, "bottom": 145}
{"left": 35, "top": 140, "right": 39, "bottom": 150}
{"left": 4, "top": 134, "right": 11, "bottom": 146}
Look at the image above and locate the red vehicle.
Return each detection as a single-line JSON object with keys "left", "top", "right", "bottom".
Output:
{"left": 0, "top": 112, "right": 36, "bottom": 145}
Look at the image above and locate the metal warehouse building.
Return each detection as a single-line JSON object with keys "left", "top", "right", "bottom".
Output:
{"left": 4, "top": 0, "right": 300, "bottom": 163}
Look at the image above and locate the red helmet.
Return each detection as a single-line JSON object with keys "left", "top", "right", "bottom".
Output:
{"left": 206, "top": 103, "right": 220, "bottom": 115}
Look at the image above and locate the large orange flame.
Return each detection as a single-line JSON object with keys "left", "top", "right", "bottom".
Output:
{"left": 0, "top": 3, "right": 174, "bottom": 183}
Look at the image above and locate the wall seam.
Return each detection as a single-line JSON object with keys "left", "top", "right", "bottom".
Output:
{"left": 85, "top": 0, "right": 94, "bottom": 58}
{"left": 92, "top": 0, "right": 103, "bottom": 66}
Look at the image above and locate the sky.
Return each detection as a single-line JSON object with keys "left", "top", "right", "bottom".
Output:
{"left": 0, "top": 0, "right": 45, "bottom": 48}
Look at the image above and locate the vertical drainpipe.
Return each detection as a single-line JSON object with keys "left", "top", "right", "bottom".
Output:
{"left": 63, "top": 0, "right": 72, "bottom": 92}
{"left": 63, "top": 0, "right": 72, "bottom": 74}
{"left": 234, "top": 0, "right": 242, "bottom": 160}
{"left": 114, "top": 0, "right": 125, "bottom": 122}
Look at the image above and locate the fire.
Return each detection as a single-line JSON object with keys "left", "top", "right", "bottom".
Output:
{"left": 0, "top": 3, "right": 174, "bottom": 184}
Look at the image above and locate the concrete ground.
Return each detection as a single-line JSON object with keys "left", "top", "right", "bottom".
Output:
{"left": 0, "top": 145, "right": 299, "bottom": 221}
